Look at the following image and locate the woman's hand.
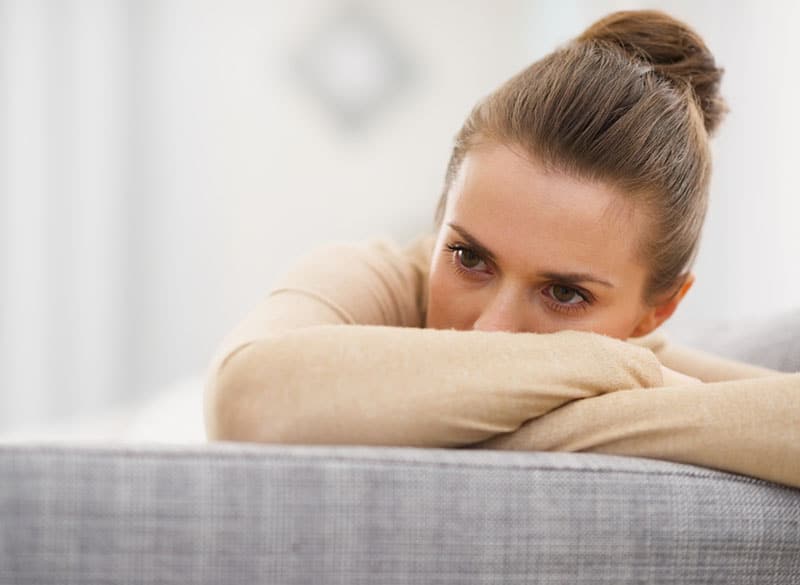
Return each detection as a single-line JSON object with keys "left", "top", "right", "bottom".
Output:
{"left": 660, "top": 364, "right": 702, "bottom": 386}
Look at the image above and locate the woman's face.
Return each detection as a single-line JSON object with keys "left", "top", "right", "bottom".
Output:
{"left": 426, "top": 141, "right": 676, "bottom": 340}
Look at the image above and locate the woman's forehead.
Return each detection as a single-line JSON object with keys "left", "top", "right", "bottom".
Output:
{"left": 446, "top": 143, "right": 647, "bottom": 275}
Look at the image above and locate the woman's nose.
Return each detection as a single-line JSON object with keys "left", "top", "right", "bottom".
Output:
{"left": 472, "top": 288, "right": 529, "bottom": 333}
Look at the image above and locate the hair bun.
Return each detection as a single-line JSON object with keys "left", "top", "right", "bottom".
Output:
{"left": 576, "top": 10, "right": 728, "bottom": 136}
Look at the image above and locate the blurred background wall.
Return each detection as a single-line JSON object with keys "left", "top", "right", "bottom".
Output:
{"left": 1, "top": 0, "right": 798, "bottom": 434}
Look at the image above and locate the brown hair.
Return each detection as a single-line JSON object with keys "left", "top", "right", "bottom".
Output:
{"left": 433, "top": 10, "right": 728, "bottom": 304}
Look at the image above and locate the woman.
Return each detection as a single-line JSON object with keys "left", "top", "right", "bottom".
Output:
{"left": 204, "top": 10, "right": 799, "bottom": 487}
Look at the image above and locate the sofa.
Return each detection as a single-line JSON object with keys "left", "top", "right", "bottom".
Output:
{"left": 2, "top": 310, "right": 799, "bottom": 584}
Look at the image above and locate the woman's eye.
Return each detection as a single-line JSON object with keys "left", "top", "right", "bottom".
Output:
{"left": 548, "top": 284, "right": 584, "bottom": 304}
{"left": 446, "top": 244, "right": 488, "bottom": 272}
{"left": 457, "top": 248, "right": 484, "bottom": 269}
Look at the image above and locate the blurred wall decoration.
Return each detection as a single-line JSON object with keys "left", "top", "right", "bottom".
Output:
{"left": 1, "top": 0, "right": 798, "bottom": 435}
{"left": 291, "top": 2, "right": 415, "bottom": 131}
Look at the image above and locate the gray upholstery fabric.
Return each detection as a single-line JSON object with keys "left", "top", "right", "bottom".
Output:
{"left": 676, "top": 307, "right": 800, "bottom": 372}
{"left": 2, "top": 443, "right": 799, "bottom": 584}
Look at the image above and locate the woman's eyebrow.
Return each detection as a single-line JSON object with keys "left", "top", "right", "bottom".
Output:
{"left": 447, "top": 222, "right": 498, "bottom": 263}
{"left": 446, "top": 222, "right": 615, "bottom": 288}
{"left": 538, "top": 271, "right": 615, "bottom": 288}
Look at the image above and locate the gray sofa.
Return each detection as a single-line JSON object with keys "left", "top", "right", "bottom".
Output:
{"left": 2, "top": 311, "right": 799, "bottom": 584}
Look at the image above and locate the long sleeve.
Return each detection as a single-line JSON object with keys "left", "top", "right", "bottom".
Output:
{"left": 207, "top": 324, "right": 663, "bottom": 446}
{"left": 463, "top": 373, "right": 800, "bottom": 488}
{"left": 204, "top": 234, "right": 663, "bottom": 446}
{"left": 626, "top": 330, "right": 783, "bottom": 381}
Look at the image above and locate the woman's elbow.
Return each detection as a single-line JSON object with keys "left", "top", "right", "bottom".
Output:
{"left": 203, "top": 339, "right": 291, "bottom": 443}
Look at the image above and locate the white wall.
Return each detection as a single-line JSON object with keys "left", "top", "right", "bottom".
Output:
{"left": 1, "top": 0, "right": 798, "bottom": 433}
{"left": 0, "top": 0, "right": 224, "bottom": 430}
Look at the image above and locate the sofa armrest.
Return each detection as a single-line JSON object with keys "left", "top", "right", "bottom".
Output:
{"left": 1, "top": 443, "right": 798, "bottom": 584}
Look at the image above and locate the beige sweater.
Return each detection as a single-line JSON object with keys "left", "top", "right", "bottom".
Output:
{"left": 204, "top": 233, "right": 800, "bottom": 488}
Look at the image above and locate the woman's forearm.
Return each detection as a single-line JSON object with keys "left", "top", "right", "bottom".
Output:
{"left": 465, "top": 373, "right": 800, "bottom": 489}
{"left": 652, "top": 339, "right": 782, "bottom": 381}
{"left": 204, "top": 324, "right": 663, "bottom": 447}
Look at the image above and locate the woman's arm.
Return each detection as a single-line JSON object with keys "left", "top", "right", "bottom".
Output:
{"left": 628, "top": 331, "right": 782, "bottom": 382}
{"left": 204, "top": 237, "right": 663, "bottom": 446}
{"left": 463, "top": 373, "right": 800, "bottom": 489}
{"left": 205, "top": 306, "right": 663, "bottom": 447}
{"left": 655, "top": 341, "right": 782, "bottom": 381}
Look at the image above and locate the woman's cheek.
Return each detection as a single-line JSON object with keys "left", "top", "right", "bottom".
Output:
{"left": 426, "top": 262, "right": 451, "bottom": 329}
{"left": 428, "top": 265, "right": 470, "bottom": 330}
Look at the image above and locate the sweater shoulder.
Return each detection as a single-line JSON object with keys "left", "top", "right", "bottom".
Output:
{"left": 270, "top": 232, "right": 437, "bottom": 328}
